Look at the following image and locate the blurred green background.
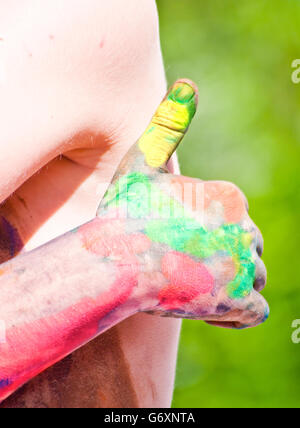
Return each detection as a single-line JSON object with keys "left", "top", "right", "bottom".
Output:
{"left": 157, "top": 0, "right": 300, "bottom": 408}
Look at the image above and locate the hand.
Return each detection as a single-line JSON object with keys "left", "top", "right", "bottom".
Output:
{"left": 0, "top": 0, "right": 180, "bottom": 406}
{"left": 88, "top": 80, "right": 269, "bottom": 329}
{"left": 0, "top": 80, "right": 268, "bottom": 402}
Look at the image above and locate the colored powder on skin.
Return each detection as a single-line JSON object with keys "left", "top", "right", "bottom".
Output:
{"left": 159, "top": 251, "right": 214, "bottom": 308}
{"left": 138, "top": 82, "right": 197, "bottom": 168}
{"left": 0, "top": 216, "right": 23, "bottom": 262}
{"left": 0, "top": 379, "right": 11, "bottom": 389}
{"left": 79, "top": 218, "right": 151, "bottom": 258}
{"left": 103, "top": 172, "right": 185, "bottom": 220}
{"left": 0, "top": 262, "right": 140, "bottom": 394}
{"left": 102, "top": 172, "right": 152, "bottom": 218}
{"left": 147, "top": 220, "right": 255, "bottom": 300}
{"left": 103, "top": 173, "right": 255, "bottom": 300}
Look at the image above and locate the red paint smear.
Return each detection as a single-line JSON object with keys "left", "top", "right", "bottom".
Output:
{"left": 0, "top": 220, "right": 153, "bottom": 400}
{"left": 159, "top": 252, "right": 214, "bottom": 309}
{"left": 0, "top": 259, "right": 138, "bottom": 401}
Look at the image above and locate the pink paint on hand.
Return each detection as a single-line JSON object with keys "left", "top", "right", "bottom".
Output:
{"left": 159, "top": 252, "right": 214, "bottom": 308}
{"left": 78, "top": 218, "right": 151, "bottom": 258}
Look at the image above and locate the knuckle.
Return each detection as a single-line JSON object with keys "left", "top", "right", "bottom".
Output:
{"left": 204, "top": 181, "right": 249, "bottom": 223}
{"left": 254, "top": 258, "right": 267, "bottom": 291}
{"left": 226, "top": 181, "right": 247, "bottom": 203}
{"left": 247, "top": 220, "right": 264, "bottom": 256}
{"left": 255, "top": 228, "right": 264, "bottom": 256}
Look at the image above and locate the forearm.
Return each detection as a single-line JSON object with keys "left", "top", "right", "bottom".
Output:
{"left": 0, "top": 218, "right": 139, "bottom": 401}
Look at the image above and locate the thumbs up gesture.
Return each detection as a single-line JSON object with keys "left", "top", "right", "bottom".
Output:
{"left": 0, "top": 80, "right": 270, "bottom": 403}
{"left": 93, "top": 79, "right": 269, "bottom": 329}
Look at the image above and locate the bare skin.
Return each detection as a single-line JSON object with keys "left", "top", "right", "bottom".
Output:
{"left": 0, "top": 0, "right": 181, "bottom": 408}
{"left": 0, "top": 80, "right": 268, "bottom": 403}
{"left": 0, "top": 1, "right": 267, "bottom": 408}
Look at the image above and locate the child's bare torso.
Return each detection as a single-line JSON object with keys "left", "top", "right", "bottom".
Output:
{"left": 0, "top": 0, "right": 181, "bottom": 408}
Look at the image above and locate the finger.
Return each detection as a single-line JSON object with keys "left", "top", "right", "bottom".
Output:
{"left": 255, "top": 227, "right": 264, "bottom": 257}
{"left": 231, "top": 289, "right": 269, "bottom": 328}
{"left": 106, "top": 79, "right": 198, "bottom": 188}
{"left": 205, "top": 290, "right": 269, "bottom": 329}
{"left": 244, "top": 216, "right": 264, "bottom": 257}
{"left": 107, "top": 79, "right": 198, "bottom": 185}
{"left": 134, "top": 79, "right": 198, "bottom": 170}
{"left": 254, "top": 257, "right": 267, "bottom": 292}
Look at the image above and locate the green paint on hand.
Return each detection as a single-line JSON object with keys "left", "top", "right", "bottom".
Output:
{"left": 103, "top": 173, "right": 255, "bottom": 300}
{"left": 167, "top": 82, "right": 197, "bottom": 125}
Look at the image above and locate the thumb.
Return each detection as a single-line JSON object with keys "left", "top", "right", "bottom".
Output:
{"left": 112, "top": 79, "right": 198, "bottom": 179}
{"left": 98, "top": 80, "right": 198, "bottom": 215}
{"left": 137, "top": 79, "right": 198, "bottom": 169}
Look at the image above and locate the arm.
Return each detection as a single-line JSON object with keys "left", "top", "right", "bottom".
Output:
{"left": 0, "top": 219, "right": 142, "bottom": 401}
{"left": 0, "top": 79, "right": 189, "bottom": 401}
{"left": 0, "top": 79, "right": 191, "bottom": 401}
{"left": 0, "top": 80, "right": 268, "bottom": 402}
{"left": 0, "top": 0, "right": 182, "bottom": 407}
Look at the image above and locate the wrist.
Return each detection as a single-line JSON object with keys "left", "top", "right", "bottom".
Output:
{"left": 77, "top": 217, "right": 153, "bottom": 313}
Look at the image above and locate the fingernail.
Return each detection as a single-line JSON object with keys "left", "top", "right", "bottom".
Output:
{"left": 257, "top": 244, "right": 263, "bottom": 258}
{"left": 262, "top": 305, "right": 270, "bottom": 323}
{"left": 168, "top": 82, "right": 196, "bottom": 104}
{"left": 254, "top": 276, "right": 266, "bottom": 292}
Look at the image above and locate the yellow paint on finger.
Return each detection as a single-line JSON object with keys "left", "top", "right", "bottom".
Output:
{"left": 138, "top": 81, "right": 197, "bottom": 168}
{"left": 138, "top": 123, "right": 182, "bottom": 168}
{"left": 242, "top": 233, "right": 253, "bottom": 249}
